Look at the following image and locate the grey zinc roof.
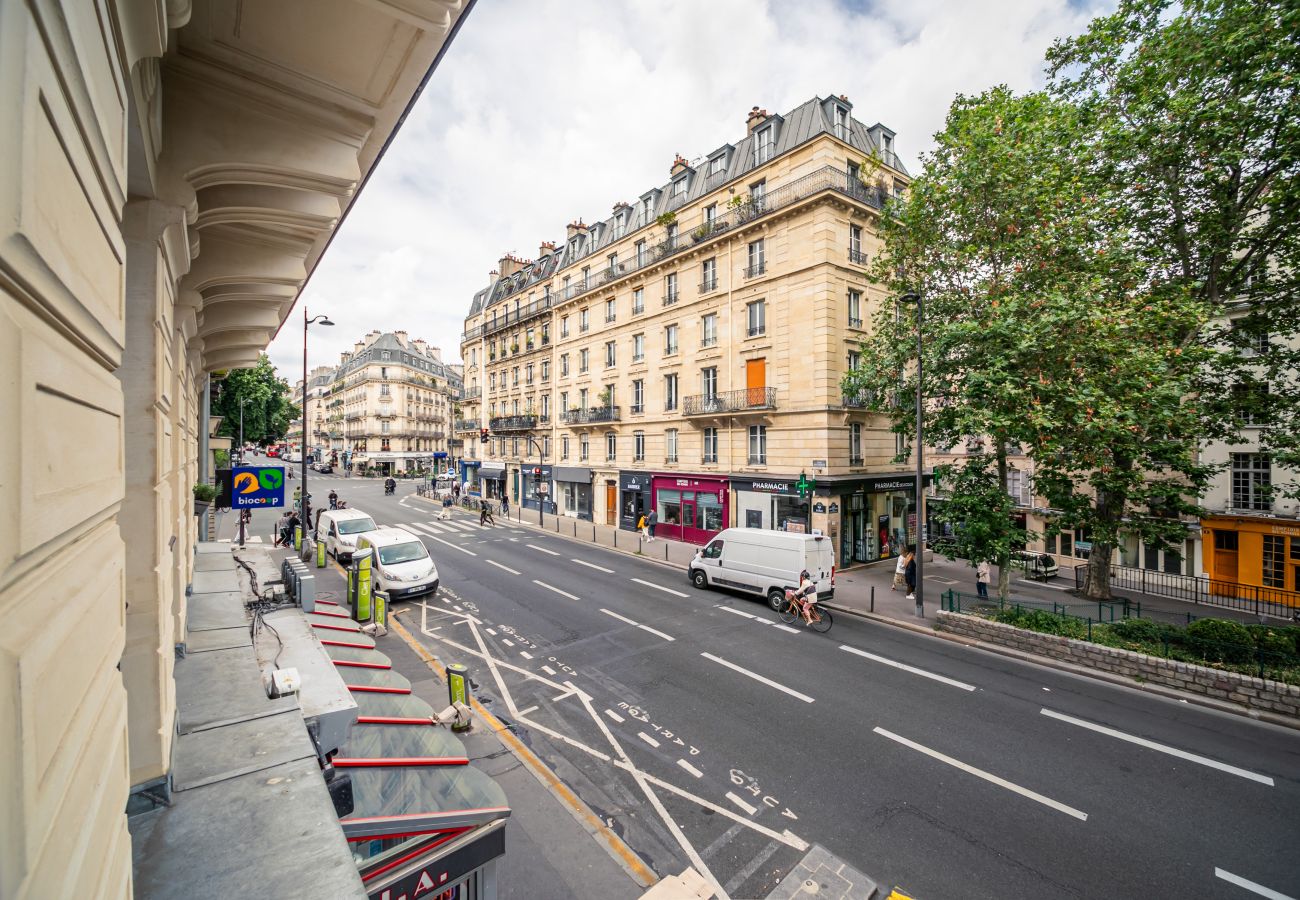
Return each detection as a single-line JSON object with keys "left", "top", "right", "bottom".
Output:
{"left": 334, "top": 333, "right": 456, "bottom": 381}
{"left": 463, "top": 93, "right": 906, "bottom": 322}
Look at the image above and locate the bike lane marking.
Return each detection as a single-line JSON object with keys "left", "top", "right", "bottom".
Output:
{"left": 839, "top": 645, "right": 977, "bottom": 692}
{"left": 700, "top": 653, "right": 815, "bottom": 704}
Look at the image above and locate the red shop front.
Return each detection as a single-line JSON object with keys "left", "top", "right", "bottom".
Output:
{"left": 650, "top": 474, "right": 729, "bottom": 546}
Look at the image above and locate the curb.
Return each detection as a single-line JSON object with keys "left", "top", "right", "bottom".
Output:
{"left": 389, "top": 615, "right": 660, "bottom": 890}
{"left": 826, "top": 601, "right": 1300, "bottom": 732}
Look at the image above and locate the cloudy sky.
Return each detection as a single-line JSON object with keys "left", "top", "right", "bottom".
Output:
{"left": 267, "top": 0, "right": 1112, "bottom": 380}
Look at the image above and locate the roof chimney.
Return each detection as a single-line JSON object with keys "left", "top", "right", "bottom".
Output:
{"left": 395, "top": 330, "right": 408, "bottom": 347}
{"left": 565, "top": 219, "right": 588, "bottom": 239}
{"left": 670, "top": 153, "right": 690, "bottom": 176}
{"left": 498, "top": 253, "right": 525, "bottom": 278}
{"left": 539, "top": 240, "right": 557, "bottom": 257}
{"left": 746, "top": 106, "right": 770, "bottom": 134}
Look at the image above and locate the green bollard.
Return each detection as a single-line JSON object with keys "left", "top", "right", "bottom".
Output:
{"left": 355, "top": 554, "right": 372, "bottom": 622}
{"left": 316, "top": 538, "right": 326, "bottom": 568}
{"left": 446, "top": 664, "right": 471, "bottom": 732}
{"left": 294, "top": 525, "right": 302, "bottom": 551}
{"left": 373, "top": 590, "right": 388, "bottom": 631}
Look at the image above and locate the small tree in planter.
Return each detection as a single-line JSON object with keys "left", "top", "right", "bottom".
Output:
{"left": 598, "top": 389, "right": 612, "bottom": 408}
{"left": 193, "top": 482, "right": 217, "bottom": 516}
{"left": 691, "top": 224, "right": 712, "bottom": 242}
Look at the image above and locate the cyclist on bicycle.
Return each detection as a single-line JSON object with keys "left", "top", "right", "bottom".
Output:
{"left": 793, "top": 569, "right": 817, "bottom": 623}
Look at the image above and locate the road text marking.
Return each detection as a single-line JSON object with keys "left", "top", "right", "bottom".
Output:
{"left": 701, "top": 653, "right": 814, "bottom": 704}
{"left": 1215, "top": 868, "right": 1295, "bottom": 900}
{"left": 874, "top": 727, "right": 1087, "bottom": 821}
{"left": 632, "top": 577, "right": 688, "bottom": 598}
{"left": 533, "top": 580, "right": 580, "bottom": 601}
{"left": 1041, "top": 709, "right": 1274, "bottom": 786}
{"left": 840, "top": 645, "right": 976, "bottom": 691}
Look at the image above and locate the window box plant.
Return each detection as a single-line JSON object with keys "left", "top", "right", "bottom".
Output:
{"left": 193, "top": 482, "right": 217, "bottom": 516}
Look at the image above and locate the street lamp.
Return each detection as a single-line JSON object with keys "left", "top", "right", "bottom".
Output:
{"left": 303, "top": 307, "right": 334, "bottom": 531}
{"left": 900, "top": 291, "right": 924, "bottom": 617}
{"left": 238, "top": 395, "right": 249, "bottom": 548}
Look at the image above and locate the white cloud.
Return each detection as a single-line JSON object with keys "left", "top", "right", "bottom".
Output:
{"left": 267, "top": 0, "right": 1111, "bottom": 378}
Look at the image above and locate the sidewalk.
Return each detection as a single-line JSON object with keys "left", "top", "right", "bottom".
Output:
{"left": 436, "top": 497, "right": 1274, "bottom": 629}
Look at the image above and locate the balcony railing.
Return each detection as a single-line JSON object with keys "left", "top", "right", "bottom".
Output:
{"left": 663, "top": 291, "right": 679, "bottom": 306}
{"left": 489, "top": 415, "right": 538, "bottom": 432}
{"left": 744, "top": 262, "right": 766, "bottom": 278}
{"left": 561, "top": 406, "right": 621, "bottom": 426}
{"left": 684, "top": 387, "right": 777, "bottom": 416}
{"left": 462, "top": 295, "right": 554, "bottom": 343}
{"left": 842, "top": 391, "right": 873, "bottom": 409}
{"left": 848, "top": 316, "right": 863, "bottom": 329}
{"left": 459, "top": 387, "right": 481, "bottom": 401}
{"left": 848, "top": 247, "right": 867, "bottom": 265}
{"left": 699, "top": 278, "right": 718, "bottom": 293}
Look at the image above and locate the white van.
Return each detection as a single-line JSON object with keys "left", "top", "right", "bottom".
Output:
{"left": 355, "top": 527, "right": 439, "bottom": 599}
{"left": 688, "top": 528, "right": 835, "bottom": 610}
{"left": 315, "top": 508, "right": 378, "bottom": 563}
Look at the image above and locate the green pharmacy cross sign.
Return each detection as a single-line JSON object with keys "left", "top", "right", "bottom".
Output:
{"left": 796, "top": 471, "right": 816, "bottom": 500}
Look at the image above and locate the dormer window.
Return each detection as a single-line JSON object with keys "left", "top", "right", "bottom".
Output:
{"left": 672, "top": 177, "right": 688, "bottom": 198}
{"left": 708, "top": 155, "right": 726, "bottom": 176}
{"left": 881, "top": 133, "right": 893, "bottom": 156}
{"left": 755, "top": 125, "right": 775, "bottom": 165}
{"left": 834, "top": 105, "right": 849, "bottom": 140}
{"left": 642, "top": 197, "right": 654, "bottom": 220}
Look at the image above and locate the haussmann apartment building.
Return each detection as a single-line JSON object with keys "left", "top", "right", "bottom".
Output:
{"left": 458, "top": 95, "right": 921, "bottom": 569}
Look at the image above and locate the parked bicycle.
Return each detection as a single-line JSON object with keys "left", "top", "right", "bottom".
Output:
{"left": 779, "top": 588, "right": 833, "bottom": 633}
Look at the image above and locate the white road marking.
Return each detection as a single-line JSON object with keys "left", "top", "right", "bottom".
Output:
{"left": 528, "top": 543, "right": 561, "bottom": 556}
{"left": 519, "top": 650, "right": 533, "bottom": 659}
{"left": 874, "top": 727, "right": 1087, "bottom": 821}
{"left": 725, "top": 792, "right": 759, "bottom": 816}
{"left": 930, "top": 577, "right": 958, "bottom": 585}
{"left": 516, "top": 705, "right": 538, "bottom": 717}
{"left": 638, "top": 731, "right": 660, "bottom": 748}
{"left": 772, "top": 624, "right": 801, "bottom": 634}
{"left": 1041, "top": 708, "right": 1275, "bottom": 786}
{"left": 501, "top": 638, "right": 514, "bottom": 647}
{"left": 718, "top": 607, "right": 756, "bottom": 619}
{"left": 1215, "top": 868, "right": 1296, "bottom": 899}
{"left": 701, "top": 653, "right": 815, "bottom": 704}
{"left": 421, "top": 531, "right": 478, "bottom": 556}
{"left": 604, "top": 709, "right": 625, "bottom": 723}
{"left": 452, "top": 605, "right": 463, "bottom": 612}
{"left": 637, "top": 624, "right": 675, "bottom": 642}
{"left": 840, "top": 645, "right": 977, "bottom": 692}
{"left": 632, "top": 577, "right": 688, "bottom": 598}
{"left": 533, "top": 580, "right": 580, "bottom": 601}
{"left": 541, "top": 665, "right": 557, "bottom": 675}
{"left": 573, "top": 558, "right": 615, "bottom": 573}
{"left": 677, "top": 759, "right": 703, "bottom": 779}
{"left": 485, "top": 559, "right": 521, "bottom": 575}
{"left": 601, "top": 609, "right": 638, "bottom": 626}
{"left": 486, "top": 628, "right": 498, "bottom": 636}
{"left": 598, "top": 608, "right": 676, "bottom": 642}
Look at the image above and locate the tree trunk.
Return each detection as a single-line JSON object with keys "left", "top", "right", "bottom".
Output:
{"left": 1083, "top": 547, "right": 1113, "bottom": 601}
{"left": 996, "top": 441, "right": 1012, "bottom": 601}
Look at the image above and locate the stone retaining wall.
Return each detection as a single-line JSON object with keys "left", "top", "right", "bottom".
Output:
{"left": 935, "top": 611, "right": 1300, "bottom": 719}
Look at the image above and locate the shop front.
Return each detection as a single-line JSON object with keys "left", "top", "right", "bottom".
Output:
{"left": 619, "top": 471, "right": 653, "bottom": 531}
{"left": 651, "top": 473, "right": 728, "bottom": 545}
{"left": 834, "top": 473, "right": 928, "bottom": 568}
{"left": 521, "top": 464, "right": 557, "bottom": 514}
{"left": 478, "top": 461, "right": 506, "bottom": 500}
{"left": 554, "top": 466, "right": 594, "bottom": 520}
{"left": 459, "top": 459, "right": 481, "bottom": 496}
{"left": 732, "top": 477, "right": 811, "bottom": 532}
{"left": 1202, "top": 514, "right": 1300, "bottom": 597}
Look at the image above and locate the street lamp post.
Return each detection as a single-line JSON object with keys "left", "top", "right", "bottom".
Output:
{"left": 522, "top": 434, "right": 546, "bottom": 529}
{"left": 238, "top": 396, "right": 248, "bottom": 548}
{"left": 303, "top": 307, "right": 334, "bottom": 535}
{"left": 901, "top": 291, "right": 925, "bottom": 617}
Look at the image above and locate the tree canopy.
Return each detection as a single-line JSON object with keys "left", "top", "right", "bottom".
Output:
{"left": 212, "top": 354, "right": 298, "bottom": 447}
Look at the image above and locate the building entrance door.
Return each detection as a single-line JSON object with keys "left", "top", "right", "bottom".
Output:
{"left": 745, "top": 359, "right": 766, "bottom": 406}
{"left": 1212, "top": 530, "right": 1239, "bottom": 596}
{"left": 605, "top": 482, "right": 617, "bottom": 526}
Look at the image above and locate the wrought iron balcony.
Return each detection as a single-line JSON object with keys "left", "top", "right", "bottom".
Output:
{"left": 561, "top": 406, "right": 621, "bottom": 426}
{"left": 744, "top": 262, "right": 766, "bottom": 279}
{"left": 699, "top": 277, "right": 718, "bottom": 293}
{"left": 842, "top": 391, "right": 873, "bottom": 409}
{"left": 848, "top": 247, "right": 868, "bottom": 265}
{"left": 489, "top": 415, "right": 538, "bottom": 432}
{"left": 684, "top": 388, "right": 777, "bottom": 416}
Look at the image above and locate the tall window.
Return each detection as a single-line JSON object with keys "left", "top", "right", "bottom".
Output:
{"left": 541, "top": 360, "right": 550, "bottom": 381}
{"left": 606, "top": 298, "right": 616, "bottom": 322}
{"left": 642, "top": 196, "right": 654, "bottom": 221}
{"left": 579, "top": 349, "right": 589, "bottom": 373}
{"left": 754, "top": 125, "right": 774, "bottom": 165}
{"left": 605, "top": 341, "right": 616, "bottom": 368}
{"left": 701, "top": 258, "right": 717, "bottom": 292}
{"left": 665, "top": 324, "right": 679, "bottom": 355}
{"left": 847, "top": 350, "right": 861, "bottom": 372}
{"left": 636, "top": 239, "right": 648, "bottom": 266}
{"left": 1231, "top": 453, "right": 1271, "bottom": 511}
{"left": 747, "top": 299, "right": 766, "bottom": 336}
{"left": 541, "top": 394, "right": 550, "bottom": 419}
{"left": 579, "top": 388, "right": 589, "bottom": 409}
{"left": 703, "top": 427, "right": 718, "bottom": 463}
{"left": 560, "top": 391, "right": 568, "bottom": 411}
{"left": 746, "top": 240, "right": 766, "bottom": 278}
{"left": 633, "top": 287, "right": 645, "bottom": 314}
{"left": 665, "top": 429, "right": 679, "bottom": 463}
{"left": 561, "top": 315, "right": 569, "bottom": 338}
{"left": 749, "top": 179, "right": 767, "bottom": 210}
{"left": 631, "top": 379, "right": 644, "bottom": 413}
{"left": 633, "top": 431, "right": 645, "bottom": 461}
{"left": 849, "top": 225, "right": 864, "bottom": 264}
{"left": 580, "top": 308, "right": 589, "bottom": 332}
{"left": 562, "top": 435, "right": 570, "bottom": 459}
{"left": 848, "top": 290, "right": 863, "bottom": 327}
{"left": 607, "top": 252, "right": 618, "bottom": 274}
{"left": 580, "top": 434, "right": 589, "bottom": 461}
{"left": 834, "top": 104, "right": 849, "bottom": 140}
{"left": 702, "top": 366, "right": 718, "bottom": 399}
{"left": 512, "top": 367, "right": 519, "bottom": 386}
{"left": 560, "top": 354, "right": 569, "bottom": 377}
{"left": 633, "top": 333, "right": 645, "bottom": 361}
{"left": 525, "top": 364, "right": 534, "bottom": 385}
{"left": 606, "top": 432, "right": 617, "bottom": 461}
{"left": 665, "top": 272, "right": 679, "bottom": 304}
{"left": 672, "top": 177, "right": 687, "bottom": 199}
{"left": 748, "top": 425, "right": 767, "bottom": 464}
{"left": 664, "top": 373, "right": 679, "bottom": 411}
{"left": 1006, "top": 469, "right": 1033, "bottom": 507}
{"left": 512, "top": 437, "right": 519, "bottom": 456}
{"left": 543, "top": 435, "right": 551, "bottom": 457}
{"left": 702, "top": 313, "right": 718, "bottom": 347}
{"left": 850, "top": 423, "right": 862, "bottom": 464}
{"left": 1263, "top": 535, "right": 1285, "bottom": 588}
{"left": 708, "top": 155, "right": 725, "bottom": 177}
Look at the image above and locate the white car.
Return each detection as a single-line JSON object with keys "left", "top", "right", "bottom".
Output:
{"left": 355, "top": 528, "right": 439, "bottom": 599}
{"left": 688, "top": 528, "right": 835, "bottom": 610}
{"left": 316, "top": 508, "right": 378, "bottom": 563}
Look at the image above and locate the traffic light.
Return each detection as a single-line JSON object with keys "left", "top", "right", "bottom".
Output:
{"left": 531, "top": 467, "right": 541, "bottom": 476}
{"left": 480, "top": 428, "right": 489, "bottom": 443}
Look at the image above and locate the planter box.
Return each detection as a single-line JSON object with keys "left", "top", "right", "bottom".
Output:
{"left": 194, "top": 500, "right": 212, "bottom": 517}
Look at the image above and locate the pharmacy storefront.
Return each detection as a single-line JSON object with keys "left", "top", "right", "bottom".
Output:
{"left": 834, "top": 474, "right": 928, "bottom": 568}
{"left": 731, "top": 477, "right": 810, "bottom": 533}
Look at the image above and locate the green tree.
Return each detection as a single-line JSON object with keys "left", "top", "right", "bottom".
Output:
{"left": 212, "top": 355, "right": 298, "bottom": 447}
{"left": 932, "top": 455, "right": 1028, "bottom": 600}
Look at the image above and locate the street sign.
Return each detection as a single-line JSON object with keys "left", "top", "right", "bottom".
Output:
{"left": 537, "top": 483, "right": 549, "bottom": 495}
{"left": 231, "top": 466, "right": 286, "bottom": 508}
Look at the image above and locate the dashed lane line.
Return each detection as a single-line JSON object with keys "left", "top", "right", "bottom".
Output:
{"left": 1214, "top": 868, "right": 1295, "bottom": 900}
{"left": 534, "top": 579, "right": 580, "bottom": 601}
{"left": 638, "top": 732, "right": 660, "bottom": 748}
{"left": 840, "top": 645, "right": 977, "bottom": 692}
{"left": 677, "top": 759, "right": 703, "bottom": 779}
{"left": 700, "top": 653, "right": 814, "bottom": 704}
{"left": 599, "top": 608, "right": 676, "bottom": 642}
{"left": 604, "top": 709, "right": 625, "bottom": 723}
{"left": 541, "top": 665, "right": 557, "bottom": 675}
{"left": 485, "top": 559, "right": 522, "bottom": 575}
{"left": 572, "top": 558, "right": 616, "bottom": 573}
{"left": 631, "top": 577, "right": 688, "bottom": 598}
{"left": 528, "top": 543, "right": 562, "bottom": 556}
{"left": 725, "top": 792, "right": 759, "bottom": 816}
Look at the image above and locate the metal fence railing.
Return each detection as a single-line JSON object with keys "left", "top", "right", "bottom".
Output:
{"left": 942, "top": 590, "right": 1300, "bottom": 684}
{"left": 1076, "top": 564, "right": 1300, "bottom": 619}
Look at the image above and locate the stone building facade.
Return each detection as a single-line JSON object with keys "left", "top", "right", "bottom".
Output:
{"left": 459, "top": 95, "right": 915, "bottom": 566}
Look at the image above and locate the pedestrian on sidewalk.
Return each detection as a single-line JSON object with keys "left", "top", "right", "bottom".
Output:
{"left": 904, "top": 545, "right": 917, "bottom": 600}
{"left": 500, "top": 493, "right": 509, "bottom": 519}
{"left": 646, "top": 508, "right": 657, "bottom": 542}
{"left": 976, "top": 560, "right": 991, "bottom": 600}
{"left": 637, "top": 513, "right": 648, "bottom": 540}
{"left": 274, "top": 512, "right": 290, "bottom": 547}
{"left": 892, "top": 552, "right": 908, "bottom": 591}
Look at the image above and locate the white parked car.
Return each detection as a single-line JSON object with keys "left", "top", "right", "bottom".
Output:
{"left": 315, "top": 508, "right": 378, "bottom": 563}
{"left": 688, "top": 528, "right": 835, "bottom": 610}
{"left": 354, "top": 527, "right": 439, "bottom": 599}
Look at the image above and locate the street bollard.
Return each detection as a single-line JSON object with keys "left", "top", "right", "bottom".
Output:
{"left": 316, "top": 538, "right": 326, "bottom": 568}
{"left": 373, "top": 590, "right": 388, "bottom": 631}
{"left": 446, "top": 664, "right": 471, "bottom": 732}
{"left": 870, "top": 585, "right": 875, "bottom": 613}
{"left": 294, "top": 525, "right": 302, "bottom": 551}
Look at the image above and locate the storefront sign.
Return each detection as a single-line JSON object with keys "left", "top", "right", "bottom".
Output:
{"left": 731, "top": 477, "right": 794, "bottom": 494}
{"left": 620, "top": 471, "right": 652, "bottom": 491}
{"left": 367, "top": 823, "right": 505, "bottom": 900}
{"left": 555, "top": 466, "right": 593, "bottom": 483}
{"left": 658, "top": 474, "right": 728, "bottom": 492}
{"left": 811, "top": 459, "right": 828, "bottom": 468}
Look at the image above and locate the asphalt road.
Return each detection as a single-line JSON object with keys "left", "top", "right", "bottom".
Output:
{"left": 234, "top": 467, "right": 1300, "bottom": 900}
